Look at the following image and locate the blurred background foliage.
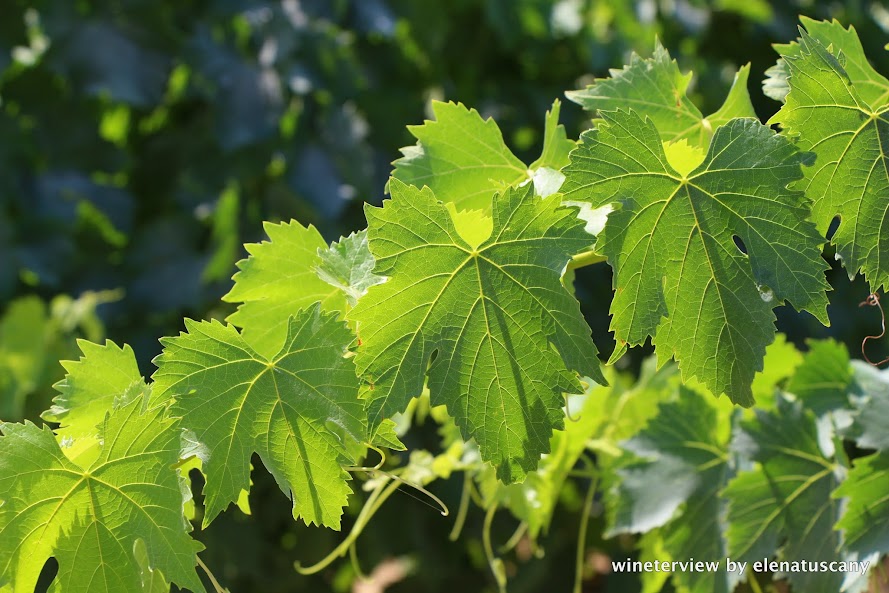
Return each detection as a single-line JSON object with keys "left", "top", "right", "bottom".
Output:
{"left": 1, "top": 0, "right": 888, "bottom": 592}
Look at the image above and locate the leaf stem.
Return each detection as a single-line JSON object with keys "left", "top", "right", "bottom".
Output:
{"left": 197, "top": 555, "right": 227, "bottom": 593}
{"left": 574, "top": 457, "right": 599, "bottom": 593}
{"left": 449, "top": 472, "right": 472, "bottom": 541}
{"left": 747, "top": 566, "right": 764, "bottom": 593}
{"left": 568, "top": 249, "right": 607, "bottom": 271}
{"left": 483, "top": 503, "right": 507, "bottom": 593}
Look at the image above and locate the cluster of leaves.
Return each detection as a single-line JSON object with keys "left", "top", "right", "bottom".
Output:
{"left": 2, "top": 12, "right": 889, "bottom": 593}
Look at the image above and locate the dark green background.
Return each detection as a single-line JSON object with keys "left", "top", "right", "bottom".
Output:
{"left": 1, "top": 1, "right": 887, "bottom": 591}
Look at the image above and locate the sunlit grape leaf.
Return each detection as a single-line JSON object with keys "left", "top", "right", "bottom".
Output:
{"left": 529, "top": 99, "right": 575, "bottom": 171}
{"left": 562, "top": 111, "right": 829, "bottom": 406}
{"left": 42, "top": 340, "right": 146, "bottom": 441}
{"left": 350, "top": 179, "right": 603, "bottom": 482}
{"left": 0, "top": 397, "right": 205, "bottom": 593}
{"left": 750, "top": 333, "right": 803, "bottom": 406}
{"left": 391, "top": 100, "right": 573, "bottom": 211}
{"left": 786, "top": 339, "right": 852, "bottom": 416}
{"left": 725, "top": 396, "right": 846, "bottom": 593}
{"left": 316, "top": 230, "right": 385, "bottom": 307}
{"left": 770, "top": 23, "right": 889, "bottom": 289}
{"left": 222, "top": 220, "right": 346, "bottom": 357}
{"left": 566, "top": 41, "right": 756, "bottom": 147}
{"left": 833, "top": 452, "right": 889, "bottom": 558}
{"left": 607, "top": 387, "right": 737, "bottom": 593}
{"left": 152, "top": 304, "right": 365, "bottom": 528}
{"left": 766, "top": 18, "right": 889, "bottom": 106}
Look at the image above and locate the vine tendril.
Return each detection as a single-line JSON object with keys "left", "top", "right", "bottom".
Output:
{"left": 859, "top": 292, "right": 889, "bottom": 367}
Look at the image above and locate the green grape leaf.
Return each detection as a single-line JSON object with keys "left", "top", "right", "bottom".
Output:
{"left": 562, "top": 111, "right": 829, "bottom": 406}
{"left": 833, "top": 451, "right": 889, "bottom": 558}
{"left": 392, "top": 100, "right": 574, "bottom": 211}
{"left": 316, "top": 230, "right": 385, "bottom": 307}
{"left": 786, "top": 339, "right": 852, "bottom": 416}
{"left": 725, "top": 396, "right": 845, "bottom": 593}
{"left": 391, "top": 101, "right": 526, "bottom": 210}
{"left": 607, "top": 387, "right": 737, "bottom": 593}
{"left": 350, "top": 179, "right": 603, "bottom": 482}
{"left": 566, "top": 41, "right": 756, "bottom": 147}
{"left": 152, "top": 304, "right": 365, "bottom": 528}
{"left": 768, "top": 18, "right": 889, "bottom": 106}
{"left": 750, "top": 333, "right": 803, "bottom": 406}
{"left": 42, "top": 339, "right": 146, "bottom": 441}
{"left": 530, "top": 99, "right": 575, "bottom": 171}
{"left": 769, "top": 24, "right": 889, "bottom": 289}
{"left": 222, "top": 220, "right": 346, "bottom": 357}
{"left": 0, "top": 397, "right": 205, "bottom": 593}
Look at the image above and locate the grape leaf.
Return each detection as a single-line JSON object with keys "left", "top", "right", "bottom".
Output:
{"left": 222, "top": 220, "right": 346, "bottom": 357}
{"left": 769, "top": 24, "right": 889, "bottom": 289}
{"left": 566, "top": 41, "right": 756, "bottom": 147}
{"left": 786, "top": 339, "right": 852, "bottom": 416}
{"left": 766, "top": 18, "right": 889, "bottom": 106}
{"left": 833, "top": 452, "right": 889, "bottom": 558}
{"left": 316, "top": 230, "right": 385, "bottom": 307}
{"left": 847, "top": 363, "right": 889, "bottom": 450}
{"left": 350, "top": 179, "right": 603, "bottom": 482}
{"left": 42, "top": 339, "right": 146, "bottom": 441}
{"left": 725, "top": 396, "right": 845, "bottom": 593}
{"left": 152, "top": 304, "right": 365, "bottom": 528}
{"left": 391, "top": 100, "right": 573, "bottom": 211}
{"left": 0, "top": 396, "right": 205, "bottom": 593}
{"left": 562, "top": 111, "right": 829, "bottom": 406}
{"left": 607, "top": 387, "right": 737, "bottom": 593}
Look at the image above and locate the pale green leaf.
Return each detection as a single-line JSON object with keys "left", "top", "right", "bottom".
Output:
{"left": 316, "top": 230, "right": 385, "bottom": 307}
{"left": 750, "top": 333, "right": 803, "bottom": 406}
{"left": 562, "top": 111, "right": 829, "bottom": 406}
{"left": 566, "top": 41, "right": 756, "bottom": 147}
{"left": 786, "top": 339, "right": 852, "bottom": 416}
{"left": 770, "top": 24, "right": 889, "bottom": 289}
{"left": 152, "top": 304, "right": 365, "bottom": 528}
{"left": 350, "top": 180, "right": 603, "bottom": 482}
{"left": 0, "top": 296, "right": 48, "bottom": 419}
{"left": 0, "top": 397, "right": 205, "bottom": 593}
{"left": 607, "top": 387, "right": 737, "bottom": 593}
{"left": 847, "top": 363, "right": 889, "bottom": 450}
{"left": 42, "top": 340, "right": 145, "bottom": 441}
{"left": 530, "top": 99, "right": 575, "bottom": 171}
{"left": 833, "top": 451, "right": 889, "bottom": 558}
{"left": 223, "top": 220, "right": 346, "bottom": 357}
{"left": 725, "top": 396, "right": 845, "bottom": 593}
{"left": 391, "top": 101, "right": 527, "bottom": 211}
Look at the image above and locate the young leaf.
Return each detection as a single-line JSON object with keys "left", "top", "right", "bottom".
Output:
{"left": 0, "top": 397, "right": 205, "bottom": 593}
{"left": 391, "top": 100, "right": 573, "bottom": 211}
{"left": 847, "top": 363, "right": 889, "bottom": 450}
{"left": 391, "top": 101, "right": 526, "bottom": 211}
{"left": 350, "top": 180, "right": 603, "bottom": 483}
{"left": 42, "top": 339, "right": 146, "bottom": 441}
{"left": 766, "top": 18, "right": 889, "bottom": 106}
{"left": 770, "top": 23, "right": 889, "bottom": 289}
{"left": 152, "top": 304, "right": 365, "bottom": 528}
{"left": 725, "top": 396, "right": 845, "bottom": 593}
{"left": 607, "top": 387, "right": 737, "bottom": 593}
{"left": 316, "top": 230, "right": 385, "bottom": 307}
{"left": 223, "top": 220, "right": 346, "bottom": 357}
{"left": 833, "top": 451, "right": 889, "bottom": 558}
{"left": 562, "top": 111, "right": 829, "bottom": 406}
{"left": 566, "top": 41, "right": 756, "bottom": 147}
{"left": 785, "top": 339, "right": 852, "bottom": 416}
